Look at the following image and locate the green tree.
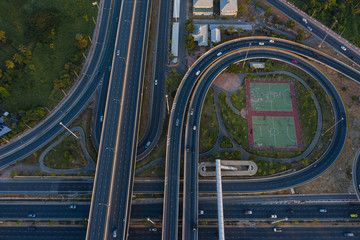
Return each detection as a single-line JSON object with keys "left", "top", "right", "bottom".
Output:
{"left": 0, "top": 30, "right": 6, "bottom": 43}
{"left": 265, "top": 6, "right": 273, "bottom": 14}
{"left": 296, "top": 29, "right": 305, "bottom": 43}
{"left": 74, "top": 34, "right": 89, "bottom": 49}
{"left": 5, "top": 60, "right": 14, "bottom": 69}
{"left": 238, "top": 5, "right": 246, "bottom": 13}
{"left": 13, "top": 53, "right": 23, "bottom": 65}
{"left": 286, "top": 20, "right": 296, "bottom": 28}
{"left": 227, "top": 63, "right": 240, "bottom": 73}
{"left": 219, "top": 24, "right": 226, "bottom": 32}
{"left": 185, "top": 35, "right": 195, "bottom": 50}
{"left": 227, "top": 26, "right": 236, "bottom": 34}
{"left": 0, "top": 87, "right": 10, "bottom": 98}
{"left": 185, "top": 19, "right": 195, "bottom": 33}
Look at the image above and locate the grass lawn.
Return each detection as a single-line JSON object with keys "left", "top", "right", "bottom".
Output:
{"left": 43, "top": 134, "right": 87, "bottom": 169}
{"left": 0, "top": 0, "right": 97, "bottom": 112}
{"left": 199, "top": 88, "right": 219, "bottom": 153}
{"left": 220, "top": 136, "right": 233, "bottom": 148}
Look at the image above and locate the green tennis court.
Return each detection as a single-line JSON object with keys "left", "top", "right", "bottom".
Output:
{"left": 249, "top": 82, "right": 293, "bottom": 111}
{"left": 252, "top": 116, "right": 298, "bottom": 149}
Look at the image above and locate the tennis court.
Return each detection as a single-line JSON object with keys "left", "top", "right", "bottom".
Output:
{"left": 248, "top": 81, "right": 293, "bottom": 112}
{"left": 250, "top": 116, "right": 298, "bottom": 149}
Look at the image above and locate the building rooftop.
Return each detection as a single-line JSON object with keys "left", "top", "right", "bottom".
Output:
{"left": 194, "top": 0, "right": 213, "bottom": 8}
{"left": 192, "top": 24, "right": 208, "bottom": 46}
{"left": 220, "top": 0, "right": 237, "bottom": 13}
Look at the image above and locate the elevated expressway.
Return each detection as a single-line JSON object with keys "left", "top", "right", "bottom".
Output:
{"left": 353, "top": 149, "right": 360, "bottom": 201}
{"left": 86, "top": 0, "right": 151, "bottom": 239}
{"left": 164, "top": 37, "right": 356, "bottom": 240}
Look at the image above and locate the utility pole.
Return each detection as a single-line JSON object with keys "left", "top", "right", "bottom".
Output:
{"left": 165, "top": 94, "right": 170, "bottom": 114}
{"left": 322, "top": 117, "right": 344, "bottom": 136}
{"left": 319, "top": 20, "right": 338, "bottom": 48}
{"left": 242, "top": 42, "right": 251, "bottom": 68}
{"left": 59, "top": 122, "right": 79, "bottom": 139}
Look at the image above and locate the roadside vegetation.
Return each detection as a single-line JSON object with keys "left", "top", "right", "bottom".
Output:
{"left": 0, "top": 0, "right": 97, "bottom": 143}
{"left": 290, "top": 0, "right": 360, "bottom": 47}
{"left": 199, "top": 88, "right": 219, "bottom": 153}
{"left": 220, "top": 136, "right": 233, "bottom": 148}
{"left": 43, "top": 134, "right": 87, "bottom": 169}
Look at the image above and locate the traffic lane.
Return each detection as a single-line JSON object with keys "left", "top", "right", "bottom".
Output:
{"left": 0, "top": 227, "right": 86, "bottom": 240}
{"left": 105, "top": 0, "right": 150, "bottom": 238}
{"left": 0, "top": 204, "right": 89, "bottom": 219}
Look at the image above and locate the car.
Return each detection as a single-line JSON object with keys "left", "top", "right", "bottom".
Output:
{"left": 149, "top": 228, "right": 157, "bottom": 232}
{"left": 291, "top": 60, "right": 298, "bottom": 64}
{"left": 69, "top": 205, "right": 77, "bottom": 209}
{"left": 259, "top": 42, "right": 264, "bottom": 46}
{"left": 108, "top": 66, "right": 111, "bottom": 71}
{"left": 96, "top": 70, "right": 100, "bottom": 76}
{"left": 273, "top": 228, "right": 282, "bottom": 232}
{"left": 196, "top": 70, "right": 201, "bottom": 76}
{"left": 244, "top": 210, "right": 253, "bottom": 215}
{"left": 344, "top": 232, "right": 354, "bottom": 237}
{"left": 269, "top": 39, "right": 275, "bottom": 43}
{"left": 270, "top": 214, "right": 277, "bottom": 219}
{"left": 116, "top": 50, "right": 120, "bottom": 56}
{"left": 28, "top": 213, "right": 36, "bottom": 218}
{"left": 199, "top": 210, "right": 204, "bottom": 215}
{"left": 113, "top": 229, "right": 117, "bottom": 238}
{"left": 217, "top": 52, "right": 222, "bottom": 56}
{"left": 302, "top": 18, "right": 308, "bottom": 23}
{"left": 154, "top": 79, "right": 158, "bottom": 85}
{"left": 307, "top": 26, "right": 312, "bottom": 31}
{"left": 175, "top": 119, "right": 180, "bottom": 126}
{"left": 229, "top": 47, "right": 233, "bottom": 50}
{"left": 190, "top": 109, "right": 194, "bottom": 115}
{"left": 186, "top": 146, "right": 190, "bottom": 152}
{"left": 319, "top": 208, "right": 327, "bottom": 213}
{"left": 313, "top": 52, "right": 319, "bottom": 57}
{"left": 100, "top": 115, "right": 104, "bottom": 122}
{"left": 341, "top": 46, "right": 347, "bottom": 51}
{"left": 192, "top": 223, "right": 197, "bottom": 232}
{"left": 193, "top": 126, "right": 197, "bottom": 131}
{"left": 350, "top": 214, "right": 358, "bottom": 218}
{"left": 145, "top": 141, "right": 151, "bottom": 149}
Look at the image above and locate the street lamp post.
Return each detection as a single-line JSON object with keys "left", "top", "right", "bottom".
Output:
{"left": 242, "top": 42, "right": 252, "bottom": 68}
{"left": 59, "top": 122, "right": 79, "bottom": 139}
{"left": 319, "top": 20, "right": 338, "bottom": 48}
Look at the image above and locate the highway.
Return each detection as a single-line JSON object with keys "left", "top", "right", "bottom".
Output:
{"left": 169, "top": 37, "right": 354, "bottom": 240}
{"left": 0, "top": 0, "right": 114, "bottom": 167}
{"left": 102, "top": 0, "right": 151, "bottom": 239}
{"left": 86, "top": 0, "right": 137, "bottom": 238}
{"left": 353, "top": 149, "right": 360, "bottom": 201}
{"left": 266, "top": 0, "right": 360, "bottom": 64}
{"left": 0, "top": 195, "right": 358, "bottom": 220}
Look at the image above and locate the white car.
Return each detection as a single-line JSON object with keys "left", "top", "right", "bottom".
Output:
{"left": 270, "top": 214, "right": 277, "bottom": 219}
{"left": 154, "top": 79, "right": 158, "bottom": 85}
{"left": 116, "top": 50, "right": 120, "bottom": 56}
{"left": 302, "top": 18, "right": 308, "bottom": 23}
{"left": 307, "top": 26, "right": 312, "bottom": 31}
{"left": 217, "top": 52, "right": 222, "bottom": 56}
{"left": 199, "top": 210, "right": 204, "bottom": 215}
{"left": 193, "top": 126, "right": 197, "bottom": 131}
{"left": 274, "top": 228, "right": 282, "bottom": 232}
{"left": 341, "top": 46, "right": 347, "bottom": 51}
{"left": 269, "top": 39, "right": 274, "bottom": 43}
{"left": 259, "top": 42, "right": 264, "bottom": 46}
{"left": 196, "top": 70, "right": 201, "bottom": 76}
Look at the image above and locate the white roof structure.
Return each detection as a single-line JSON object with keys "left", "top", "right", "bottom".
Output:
{"left": 220, "top": 0, "right": 238, "bottom": 16}
{"left": 211, "top": 28, "right": 221, "bottom": 43}
{"left": 173, "top": 0, "right": 180, "bottom": 19}
{"left": 194, "top": 0, "right": 213, "bottom": 8}
{"left": 250, "top": 62, "right": 265, "bottom": 69}
{"left": 192, "top": 24, "right": 208, "bottom": 46}
{"left": 171, "top": 22, "right": 179, "bottom": 58}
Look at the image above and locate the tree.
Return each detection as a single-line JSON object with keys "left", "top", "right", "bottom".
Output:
{"left": 27, "top": 9, "right": 61, "bottom": 43}
{"left": 286, "top": 20, "right": 296, "bottom": 28}
{"left": 0, "top": 30, "right": 6, "bottom": 43}
{"left": 5, "top": 60, "right": 14, "bottom": 69}
{"left": 0, "top": 87, "right": 10, "bottom": 98}
{"left": 296, "top": 29, "right": 305, "bottom": 43}
{"left": 74, "top": 34, "right": 89, "bottom": 49}
{"left": 265, "top": 6, "right": 273, "bottom": 15}
{"left": 185, "top": 19, "right": 195, "bottom": 33}
{"left": 185, "top": 35, "right": 195, "bottom": 50}
{"left": 238, "top": 5, "right": 246, "bottom": 13}
{"left": 219, "top": 24, "right": 226, "bottom": 32}
{"left": 227, "top": 26, "right": 236, "bottom": 34}
{"left": 13, "top": 53, "right": 23, "bottom": 65}
{"left": 227, "top": 63, "right": 240, "bottom": 73}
